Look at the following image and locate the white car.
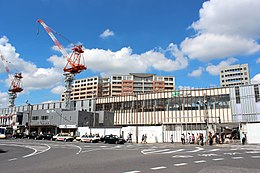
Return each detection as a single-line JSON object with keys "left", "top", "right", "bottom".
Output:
{"left": 80, "top": 135, "right": 100, "bottom": 143}
{"left": 54, "top": 133, "right": 74, "bottom": 142}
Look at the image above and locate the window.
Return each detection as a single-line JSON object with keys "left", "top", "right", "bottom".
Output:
{"left": 32, "top": 116, "right": 39, "bottom": 120}
{"left": 235, "top": 87, "right": 240, "bottom": 104}
{"left": 41, "top": 116, "right": 48, "bottom": 120}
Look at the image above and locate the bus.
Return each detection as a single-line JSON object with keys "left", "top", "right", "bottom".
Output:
{"left": 0, "top": 127, "right": 6, "bottom": 139}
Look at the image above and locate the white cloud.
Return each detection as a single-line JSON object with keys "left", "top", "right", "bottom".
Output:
{"left": 0, "top": 36, "right": 64, "bottom": 92}
{"left": 100, "top": 29, "right": 114, "bottom": 38}
{"left": 188, "top": 67, "right": 204, "bottom": 77}
{"left": 181, "top": 0, "right": 260, "bottom": 61}
{"left": 83, "top": 43, "right": 188, "bottom": 75}
{"left": 206, "top": 57, "right": 238, "bottom": 76}
{"left": 51, "top": 85, "right": 65, "bottom": 95}
{"left": 192, "top": 0, "right": 260, "bottom": 39}
{"left": 256, "top": 58, "right": 260, "bottom": 64}
{"left": 181, "top": 34, "right": 260, "bottom": 61}
{"left": 251, "top": 74, "right": 260, "bottom": 84}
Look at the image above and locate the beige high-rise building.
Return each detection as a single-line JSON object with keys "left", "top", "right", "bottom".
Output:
{"left": 220, "top": 64, "right": 250, "bottom": 87}
{"left": 61, "top": 73, "right": 175, "bottom": 101}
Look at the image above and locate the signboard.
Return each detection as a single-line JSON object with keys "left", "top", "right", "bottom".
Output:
{"left": 59, "top": 125, "right": 77, "bottom": 129}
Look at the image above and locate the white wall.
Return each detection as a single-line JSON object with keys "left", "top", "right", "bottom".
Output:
{"left": 77, "top": 126, "right": 163, "bottom": 143}
{"left": 244, "top": 123, "right": 260, "bottom": 144}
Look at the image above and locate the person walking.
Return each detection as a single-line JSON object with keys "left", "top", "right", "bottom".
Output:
{"left": 181, "top": 133, "right": 185, "bottom": 144}
{"left": 242, "top": 132, "right": 246, "bottom": 145}
{"left": 170, "top": 134, "right": 174, "bottom": 144}
{"left": 141, "top": 134, "right": 145, "bottom": 143}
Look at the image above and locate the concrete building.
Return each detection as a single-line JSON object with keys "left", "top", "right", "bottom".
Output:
{"left": 220, "top": 64, "right": 250, "bottom": 87}
{"left": 1, "top": 83, "right": 259, "bottom": 143}
{"left": 61, "top": 73, "right": 175, "bottom": 101}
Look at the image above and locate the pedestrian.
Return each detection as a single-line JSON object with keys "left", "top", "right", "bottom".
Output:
{"left": 170, "top": 134, "right": 174, "bottom": 144}
{"left": 200, "top": 133, "right": 204, "bottom": 146}
{"left": 144, "top": 134, "right": 147, "bottom": 143}
{"left": 141, "top": 134, "right": 145, "bottom": 143}
{"left": 191, "top": 134, "right": 195, "bottom": 144}
{"left": 242, "top": 133, "right": 246, "bottom": 145}
{"left": 181, "top": 133, "right": 185, "bottom": 144}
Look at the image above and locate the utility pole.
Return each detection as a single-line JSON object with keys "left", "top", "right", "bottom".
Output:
{"left": 26, "top": 100, "right": 32, "bottom": 134}
{"left": 134, "top": 94, "right": 138, "bottom": 143}
{"left": 204, "top": 94, "right": 209, "bottom": 145}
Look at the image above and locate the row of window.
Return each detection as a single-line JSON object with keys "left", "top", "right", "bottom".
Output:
{"left": 96, "top": 95, "right": 230, "bottom": 113}
{"left": 32, "top": 116, "right": 48, "bottom": 120}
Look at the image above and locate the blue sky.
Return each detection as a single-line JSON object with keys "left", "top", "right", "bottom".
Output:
{"left": 0, "top": 0, "right": 260, "bottom": 107}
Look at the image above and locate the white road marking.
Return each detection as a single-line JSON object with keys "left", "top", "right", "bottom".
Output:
{"left": 174, "top": 163, "right": 188, "bottom": 167}
{"left": 172, "top": 155, "right": 193, "bottom": 158}
{"left": 142, "top": 149, "right": 170, "bottom": 154}
{"left": 194, "top": 160, "right": 206, "bottom": 164}
{"left": 23, "top": 147, "right": 38, "bottom": 158}
{"left": 208, "top": 148, "right": 220, "bottom": 152}
{"left": 230, "top": 148, "right": 238, "bottom": 151}
{"left": 150, "top": 166, "right": 167, "bottom": 170}
{"left": 246, "top": 151, "right": 260, "bottom": 154}
{"left": 212, "top": 158, "right": 224, "bottom": 161}
{"left": 224, "top": 152, "right": 243, "bottom": 156}
{"left": 163, "top": 149, "right": 185, "bottom": 154}
{"left": 8, "top": 158, "right": 17, "bottom": 161}
{"left": 188, "top": 147, "right": 204, "bottom": 153}
{"left": 198, "top": 153, "right": 219, "bottom": 157}
{"left": 123, "top": 171, "right": 141, "bottom": 173}
{"left": 251, "top": 156, "right": 260, "bottom": 159}
{"left": 232, "top": 157, "right": 243, "bottom": 159}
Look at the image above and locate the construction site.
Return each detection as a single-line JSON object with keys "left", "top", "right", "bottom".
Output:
{"left": 0, "top": 20, "right": 260, "bottom": 144}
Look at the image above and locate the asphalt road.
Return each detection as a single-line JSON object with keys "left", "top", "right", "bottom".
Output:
{"left": 1, "top": 139, "right": 260, "bottom": 173}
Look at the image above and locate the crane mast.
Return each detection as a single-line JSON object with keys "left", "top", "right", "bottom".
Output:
{"left": 37, "top": 19, "right": 87, "bottom": 110}
{"left": 0, "top": 52, "right": 23, "bottom": 107}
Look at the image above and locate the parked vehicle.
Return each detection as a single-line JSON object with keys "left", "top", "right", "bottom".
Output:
{"left": 80, "top": 135, "right": 100, "bottom": 143}
{"left": 13, "top": 132, "right": 26, "bottom": 139}
{"left": 25, "top": 132, "right": 38, "bottom": 139}
{"left": 0, "top": 127, "right": 6, "bottom": 139}
{"left": 103, "top": 134, "right": 126, "bottom": 144}
{"left": 55, "top": 133, "right": 74, "bottom": 142}
{"left": 35, "top": 133, "right": 54, "bottom": 140}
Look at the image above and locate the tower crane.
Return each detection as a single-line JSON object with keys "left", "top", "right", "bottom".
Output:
{"left": 0, "top": 51, "right": 23, "bottom": 107}
{"left": 37, "top": 19, "right": 87, "bottom": 110}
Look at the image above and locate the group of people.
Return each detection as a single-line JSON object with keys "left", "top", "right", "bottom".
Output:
{"left": 177, "top": 132, "right": 227, "bottom": 146}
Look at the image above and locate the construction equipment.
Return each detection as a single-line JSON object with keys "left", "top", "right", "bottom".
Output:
{"left": 0, "top": 51, "right": 23, "bottom": 107}
{"left": 37, "top": 19, "right": 87, "bottom": 110}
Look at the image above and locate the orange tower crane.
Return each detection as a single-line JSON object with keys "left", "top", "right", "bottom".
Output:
{"left": 0, "top": 51, "right": 23, "bottom": 107}
{"left": 37, "top": 19, "right": 87, "bottom": 110}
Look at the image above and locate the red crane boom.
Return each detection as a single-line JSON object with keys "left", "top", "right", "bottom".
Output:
{"left": 0, "top": 52, "right": 23, "bottom": 93}
{"left": 37, "top": 19, "right": 87, "bottom": 74}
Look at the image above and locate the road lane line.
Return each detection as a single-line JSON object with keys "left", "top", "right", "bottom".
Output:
{"left": 143, "top": 149, "right": 170, "bottom": 154}
{"left": 194, "top": 160, "right": 206, "bottom": 164}
{"left": 150, "top": 166, "right": 167, "bottom": 170}
{"left": 174, "top": 163, "right": 187, "bottom": 167}
{"left": 163, "top": 149, "right": 185, "bottom": 154}
{"left": 232, "top": 157, "right": 243, "bottom": 159}
{"left": 188, "top": 147, "right": 204, "bottom": 153}
{"left": 212, "top": 158, "right": 224, "bottom": 161}
{"left": 209, "top": 149, "right": 220, "bottom": 152}
{"left": 123, "top": 171, "right": 140, "bottom": 173}
{"left": 8, "top": 158, "right": 17, "bottom": 161}
{"left": 251, "top": 156, "right": 260, "bottom": 159}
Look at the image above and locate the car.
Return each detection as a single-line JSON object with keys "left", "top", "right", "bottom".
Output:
{"left": 80, "top": 135, "right": 100, "bottom": 143}
{"left": 25, "top": 132, "right": 38, "bottom": 139}
{"left": 103, "top": 134, "right": 126, "bottom": 144}
{"left": 55, "top": 133, "right": 74, "bottom": 142}
{"left": 35, "top": 133, "right": 54, "bottom": 140}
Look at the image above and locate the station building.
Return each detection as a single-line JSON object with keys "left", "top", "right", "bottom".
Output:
{"left": 0, "top": 83, "right": 259, "bottom": 143}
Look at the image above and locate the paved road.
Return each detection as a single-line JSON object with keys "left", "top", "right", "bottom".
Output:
{"left": 0, "top": 139, "right": 260, "bottom": 173}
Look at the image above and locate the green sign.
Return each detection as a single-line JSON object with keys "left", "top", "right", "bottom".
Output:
{"left": 172, "top": 91, "right": 179, "bottom": 97}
